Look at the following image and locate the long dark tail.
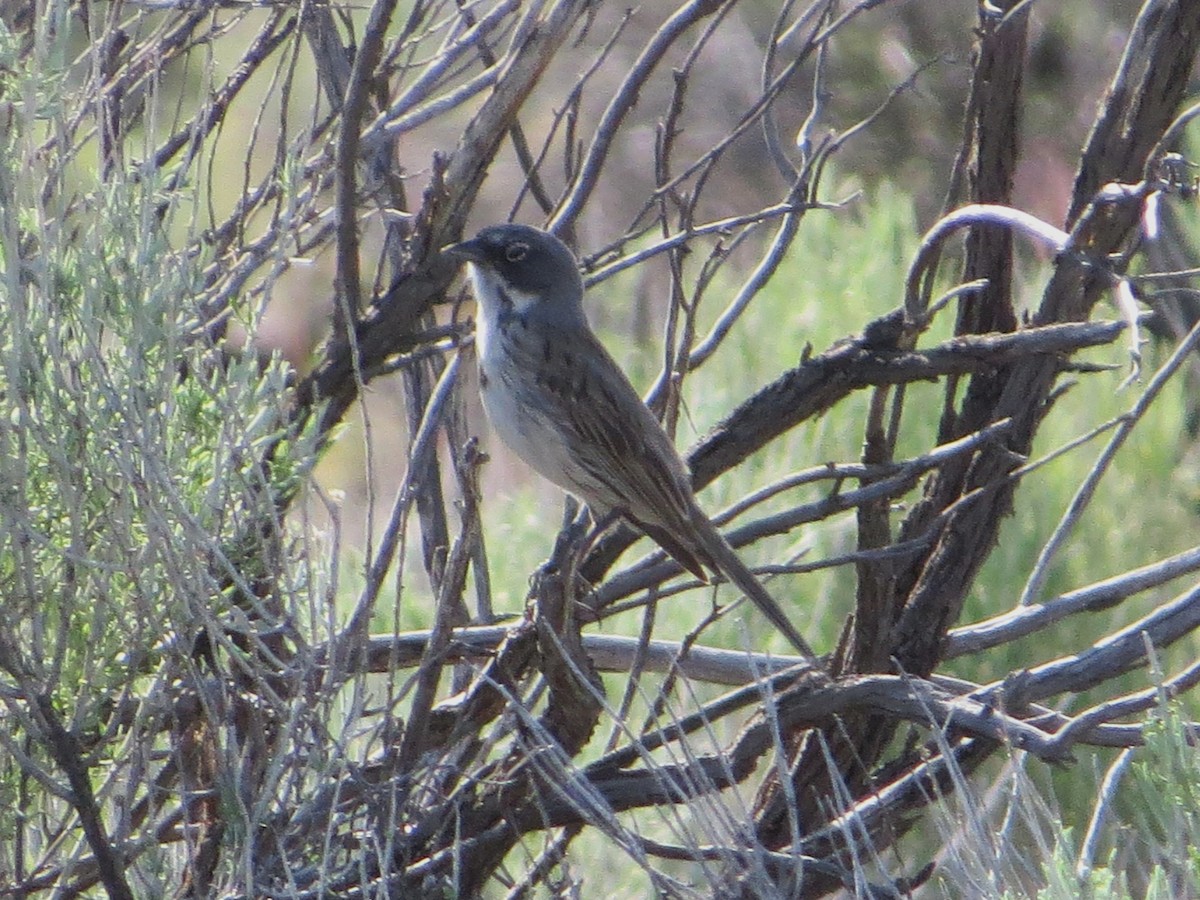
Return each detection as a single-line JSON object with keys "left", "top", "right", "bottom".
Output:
{"left": 686, "top": 515, "right": 815, "bottom": 659}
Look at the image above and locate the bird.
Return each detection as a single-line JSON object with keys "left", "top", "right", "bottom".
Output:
{"left": 444, "top": 223, "right": 813, "bottom": 659}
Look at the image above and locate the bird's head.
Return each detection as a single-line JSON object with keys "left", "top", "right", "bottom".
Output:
{"left": 444, "top": 224, "right": 585, "bottom": 318}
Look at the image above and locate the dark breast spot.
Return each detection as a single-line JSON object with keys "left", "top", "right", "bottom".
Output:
{"left": 496, "top": 302, "right": 522, "bottom": 334}
{"left": 479, "top": 366, "right": 489, "bottom": 389}
{"left": 496, "top": 286, "right": 515, "bottom": 313}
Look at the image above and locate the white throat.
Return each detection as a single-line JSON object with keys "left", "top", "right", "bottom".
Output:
{"left": 469, "top": 263, "right": 540, "bottom": 364}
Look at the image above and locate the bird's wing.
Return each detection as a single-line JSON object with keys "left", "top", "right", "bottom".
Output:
{"left": 559, "top": 331, "right": 813, "bottom": 657}
{"left": 502, "top": 319, "right": 813, "bottom": 657}
{"left": 493, "top": 313, "right": 715, "bottom": 576}
{"left": 554, "top": 328, "right": 713, "bottom": 551}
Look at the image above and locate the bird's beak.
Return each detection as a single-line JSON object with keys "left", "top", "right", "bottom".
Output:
{"left": 442, "top": 236, "right": 487, "bottom": 264}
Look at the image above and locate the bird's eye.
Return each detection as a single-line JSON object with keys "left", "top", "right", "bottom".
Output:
{"left": 505, "top": 242, "right": 529, "bottom": 263}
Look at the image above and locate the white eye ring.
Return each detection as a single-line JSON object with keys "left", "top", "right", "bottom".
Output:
{"left": 505, "top": 242, "right": 529, "bottom": 262}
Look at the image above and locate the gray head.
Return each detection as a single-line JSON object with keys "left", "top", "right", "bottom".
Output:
{"left": 445, "top": 224, "right": 584, "bottom": 314}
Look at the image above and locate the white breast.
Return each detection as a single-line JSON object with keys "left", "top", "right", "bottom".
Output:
{"left": 472, "top": 273, "right": 580, "bottom": 498}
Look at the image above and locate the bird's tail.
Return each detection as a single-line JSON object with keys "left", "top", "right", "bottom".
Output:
{"left": 688, "top": 515, "right": 815, "bottom": 660}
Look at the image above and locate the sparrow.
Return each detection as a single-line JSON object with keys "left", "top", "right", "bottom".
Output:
{"left": 445, "top": 223, "right": 813, "bottom": 658}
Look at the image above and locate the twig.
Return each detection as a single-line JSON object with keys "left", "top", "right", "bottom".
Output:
{"left": 35, "top": 695, "right": 135, "bottom": 900}
{"left": 947, "top": 544, "right": 1200, "bottom": 657}
{"left": 334, "top": 0, "right": 402, "bottom": 339}
{"left": 325, "top": 352, "right": 463, "bottom": 690}
{"left": 549, "top": 0, "right": 732, "bottom": 232}
{"left": 997, "top": 581, "right": 1200, "bottom": 707}
{"left": 1018, "top": 316, "right": 1200, "bottom": 605}
{"left": 1076, "top": 747, "right": 1136, "bottom": 882}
